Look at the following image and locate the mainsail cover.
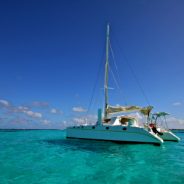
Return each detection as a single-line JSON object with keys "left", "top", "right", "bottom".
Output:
{"left": 107, "top": 105, "right": 141, "bottom": 114}
{"left": 140, "top": 106, "right": 153, "bottom": 116}
{"left": 107, "top": 105, "right": 153, "bottom": 116}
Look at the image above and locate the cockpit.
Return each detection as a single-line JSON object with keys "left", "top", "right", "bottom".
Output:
{"left": 103, "top": 116, "right": 138, "bottom": 127}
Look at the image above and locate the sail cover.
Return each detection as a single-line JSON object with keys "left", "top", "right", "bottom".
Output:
{"left": 140, "top": 106, "right": 153, "bottom": 116}
{"left": 107, "top": 105, "right": 142, "bottom": 114}
{"left": 107, "top": 105, "right": 153, "bottom": 116}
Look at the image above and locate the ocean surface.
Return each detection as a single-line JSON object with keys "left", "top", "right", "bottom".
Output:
{"left": 0, "top": 130, "right": 184, "bottom": 184}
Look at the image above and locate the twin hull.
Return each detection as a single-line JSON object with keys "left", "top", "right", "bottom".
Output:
{"left": 66, "top": 125, "right": 163, "bottom": 145}
{"left": 159, "top": 131, "right": 180, "bottom": 142}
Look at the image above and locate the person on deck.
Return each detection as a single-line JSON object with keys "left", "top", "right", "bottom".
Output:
{"left": 150, "top": 123, "right": 163, "bottom": 135}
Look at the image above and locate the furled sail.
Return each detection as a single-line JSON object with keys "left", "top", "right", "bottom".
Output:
{"left": 140, "top": 106, "right": 153, "bottom": 116}
{"left": 107, "top": 105, "right": 142, "bottom": 114}
{"left": 107, "top": 105, "right": 153, "bottom": 116}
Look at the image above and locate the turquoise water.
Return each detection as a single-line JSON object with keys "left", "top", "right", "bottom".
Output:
{"left": 0, "top": 130, "right": 184, "bottom": 184}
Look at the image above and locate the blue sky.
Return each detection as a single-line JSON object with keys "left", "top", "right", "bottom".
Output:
{"left": 0, "top": 0, "right": 184, "bottom": 129}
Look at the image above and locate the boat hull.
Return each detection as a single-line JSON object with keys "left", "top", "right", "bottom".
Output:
{"left": 66, "top": 125, "right": 163, "bottom": 145}
{"left": 159, "top": 131, "right": 180, "bottom": 142}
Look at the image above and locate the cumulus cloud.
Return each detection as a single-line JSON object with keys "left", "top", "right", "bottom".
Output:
{"left": 71, "top": 114, "right": 97, "bottom": 126}
{"left": 18, "top": 106, "right": 29, "bottom": 111}
{"left": 55, "top": 114, "right": 97, "bottom": 129}
{"left": 5, "top": 104, "right": 42, "bottom": 119}
{"left": 166, "top": 116, "right": 184, "bottom": 129}
{"left": 0, "top": 99, "right": 10, "bottom": 107}
{"left": 173, "top": 102, "right": 182, "bottom": 106}
{"left": 0, "top": 99, "right": 66, "bottom": 129}
{"left": 24, "top": 110, "right": 42, "bottom": 118}
{"left": 41, "top": 119, "right": 51, "bottom": 125}
{"left": 73, "top": 118, "right": 86, "bottom": 124}
{"left": 13, "top": 106, "right": 30, "bottom": 113}
{"left": 72, "top": 106, "right": 87, "bottom": 112}
{"left": 50, "top": 108, "right": 62, "bottom": 114}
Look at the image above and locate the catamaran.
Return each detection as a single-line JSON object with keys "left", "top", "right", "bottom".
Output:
{"left": 150, "top": 112, "right": 180, "bottom": 142}
{"left": 66, "top": 24, "right": 164, "bottom": 145}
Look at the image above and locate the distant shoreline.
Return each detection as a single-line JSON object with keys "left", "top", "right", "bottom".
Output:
{"left": 0, "top": 128, "right": 183, "bottom": 131}
{"left": 171, "top": 129, "right": 184, "bottom": 133}
{"left": 0, "top": 129, "right": 63, "bottom": 131}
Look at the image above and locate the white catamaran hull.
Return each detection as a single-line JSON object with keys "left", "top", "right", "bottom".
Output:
{"left": 159, "top": 131, "right": 180, "bottom": 142}
{"left": 66, "top": 125, "right": 163, "bottom": 145}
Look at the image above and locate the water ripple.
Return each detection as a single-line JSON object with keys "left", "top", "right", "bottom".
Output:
{"left": 0, "top": 130, "right": 184, "bottom": 184}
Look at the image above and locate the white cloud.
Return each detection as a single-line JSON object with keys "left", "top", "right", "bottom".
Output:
{"left": 17, "top": 106, "right": 29, "bottom": 112}
{"left": 41, "top": 119, "right": 51, "bottom": 125}
{"left": 0, "top": 99, "right": 66, "bottom": 129}
{"left": 72, "top": 117, "right": 94, "bottom": 126}
{"left": 24, "top": 110, "right": 42, "bottom": 118}
{"left": 72, "top": 114, "right": 97, "bottom": 126}
{"left": 51, "top": 108, "right": 57, "bottom": 113}
{"left": 166, "top": 116, "right": 184, "bottom": 129}
{"left": 50, "top": 108, "right": 62, "bottom": 114}
{"left": 0, "top": 99, "right": 10, "bottom": 107}
{"left": 72, "top": 106, "right": 87, "bottom": 112}
{"left": 5, "top": 105, "right": 30, "bottom": 114}
{"left": 73, "top": 118, "right": 86, "bottom": 124}
{"left": 173, "top": 102, "right": 182, "bottom": 106}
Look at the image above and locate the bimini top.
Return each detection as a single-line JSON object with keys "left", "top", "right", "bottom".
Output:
{"left": 107, "top": 105, "right": 153, "bottom": 116}
{"left": 153, "top": 112, "right": 170, "bottom": 117}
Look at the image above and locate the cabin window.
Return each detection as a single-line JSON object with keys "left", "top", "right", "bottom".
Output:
{"left": 119, "top": 117, "right": 128, "bottom": 125}
{"left": 122, "top": 127, "right": 127, "bottom": 131}
{"left": 104, "top": 118, "right": 111, "bottom": 123}
{"left": 106, "top": 127, "right": 109, "bottom": 130}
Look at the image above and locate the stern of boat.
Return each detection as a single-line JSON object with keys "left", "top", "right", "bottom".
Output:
{"left": 159, "top": 131, "right": 180, "bottom": 142}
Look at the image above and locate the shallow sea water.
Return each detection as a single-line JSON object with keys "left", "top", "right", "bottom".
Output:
{"left": 0, "top": 130, "right": 184, "bottom": 184}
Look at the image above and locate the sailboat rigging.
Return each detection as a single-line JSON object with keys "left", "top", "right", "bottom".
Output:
{"left": 66, "top": 24, "right": 180, "bottom": 144}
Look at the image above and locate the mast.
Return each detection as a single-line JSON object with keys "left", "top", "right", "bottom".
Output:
{"left": 104, "top": 24, "right": 110, "bottom": 119}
